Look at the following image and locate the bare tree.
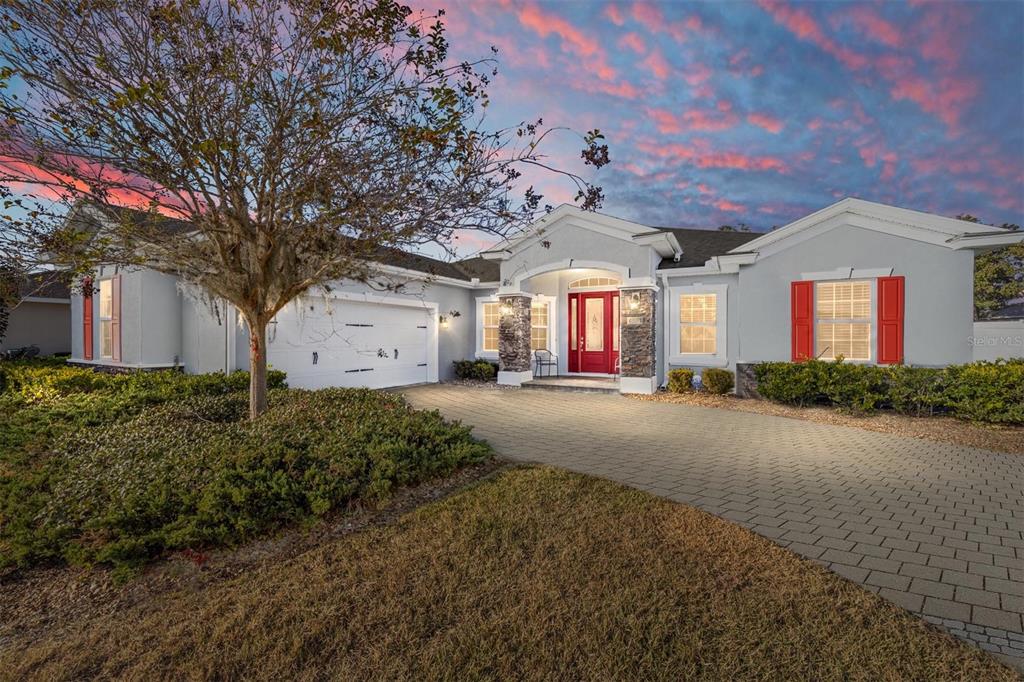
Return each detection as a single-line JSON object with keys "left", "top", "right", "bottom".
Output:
{"left": 0, "top": 0, "right": 609, "bottom": 416}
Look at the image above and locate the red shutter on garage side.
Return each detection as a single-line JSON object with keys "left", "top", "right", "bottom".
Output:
{"left": 82, "top": 278, "right": 93, "bottom": 360}
{"left": 877, "top": 276, "right": 904, "bottom": 365}
{"left": 791, "top": 280, "right": 814, "bottom": 362}
{"left": 111, "top": 274, "right": 122, "bottom": 363}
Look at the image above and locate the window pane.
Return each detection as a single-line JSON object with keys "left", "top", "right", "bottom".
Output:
{"left": 100, "top": 320, "right": 113, "bottom": 358}
{"left": 612, "top": 296, "right": 619, "bottom": 352}
{"left": 680, "top": 324, "right": 716, "bottom": 354}
{"left": 531, "top": 328, "right": 547, "bottom": 351}
{"left": 570, "top": 298, "right": 577, "bottom": 350}
{"left": 531, "top": 301, "right": 548, "bottom": 326}
{"left": 99, "top": 279, "right": 112, "bottom": 318}
{"left": 815, "top": 280, "right": 870, "bottom": 321}
{"left": 816, "top": 322, "right": 870, "bottom": 360}
{"left": 483, "top": 302, "right": 500, "bottom": 327}
{"left": 483, "top": 327, "right": 499, "bottom": 352}
{"left": 584, "top": 297, "right": 603, "bottom": 351}
{"left": 680, "top": 294, "right": 716, "bottom": 323}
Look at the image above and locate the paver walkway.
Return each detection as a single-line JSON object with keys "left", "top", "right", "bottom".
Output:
{"left": 405, "top": 385, "right": 1024, "bottom": 665}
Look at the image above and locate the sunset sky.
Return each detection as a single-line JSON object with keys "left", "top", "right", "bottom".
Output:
{"left": 426, "top": 0, "right": 1024, "bottom": 251}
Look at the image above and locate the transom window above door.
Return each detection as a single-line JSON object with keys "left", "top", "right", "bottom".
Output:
{"left": 568, "top": 276, "right": 620, "bottom": 289}
{"left": 815, "top": 280, "right": 871, "bottom": 361}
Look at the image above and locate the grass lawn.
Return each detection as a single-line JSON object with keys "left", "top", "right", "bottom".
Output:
{"left": 3, "top": 466, "right": 1015, "bottom": 681}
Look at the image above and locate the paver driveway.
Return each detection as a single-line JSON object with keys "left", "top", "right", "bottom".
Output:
{"left": 405, "top": 385, "right": 1024, "bottom": 664}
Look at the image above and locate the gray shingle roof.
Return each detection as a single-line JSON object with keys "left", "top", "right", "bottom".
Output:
{"left": 19, "top": 271, "right": 71, "bottom": 299}
{"left": 74, "top": 202, "right": 496, "bottom": 283}
{"left": 654, "top": 227, "right": 762, "bottom": 268}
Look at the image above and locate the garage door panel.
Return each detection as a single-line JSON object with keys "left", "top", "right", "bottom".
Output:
{"left": 267, "top": 297, "right": 434, "bottom": 390}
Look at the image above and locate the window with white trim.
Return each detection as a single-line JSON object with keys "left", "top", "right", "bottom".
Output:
{"left": 815, "top": 280, "right": 871, "bottom": 361}
{"left": 679, "top": 293, "right": 717, "bottom": 354}
{"left": 98, "top": 279, "right": 113, "bottom": 358}
{"left": 530, "top": 300, "right": 549, "bottom": 351}
{"left": 667, "top": 283, "right": 727, "bottom": 366}
{"left": 481, "top": 301, "right": 500, "bottom": 353}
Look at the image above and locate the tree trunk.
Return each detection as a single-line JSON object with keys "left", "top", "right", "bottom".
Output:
{"left": 246, "top": 314, "right": 269, "bottom": 419}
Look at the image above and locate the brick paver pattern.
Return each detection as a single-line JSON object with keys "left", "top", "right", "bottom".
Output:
{"left": 405, "top": 385, "right": 1024, "bottom": 662}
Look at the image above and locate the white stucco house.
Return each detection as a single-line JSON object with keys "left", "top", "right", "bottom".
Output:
{"left": 66, "top": 198, "right": 1023, "bottom": 393}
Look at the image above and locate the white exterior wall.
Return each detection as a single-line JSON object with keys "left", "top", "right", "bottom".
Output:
{"left": 972, "top": 320, "right": 1024, "bottom": 361}
{"left": 500, "top": 222, "right": 657, "bottom": 288}
{"left": 736, "top": 224, "right": 975, "bottom": 367}
{"left": 1, "top": 301, "right": 71, "bottom": 355}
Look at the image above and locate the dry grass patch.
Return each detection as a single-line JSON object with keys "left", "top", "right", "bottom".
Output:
{"left": 3, "top": 466, "right": 1017, "bottom": 681}
{"left": 632, "top": 391, "right": 1024, "bottom": 455}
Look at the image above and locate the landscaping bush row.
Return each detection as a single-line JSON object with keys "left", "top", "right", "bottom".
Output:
{"left": 453, "top": 359, "right": 498, "bottom": 381}
{"left": 0, "top": 359, "right": 286, "bottom": 402}
{"left": 0, "top": 388, "right": 491, "bottom": 576}
{"left": 666, "top": 368, "right": 734, "bottom": 395}
{"left": 753, "top": 359, "right": 1024, "bottom": 424}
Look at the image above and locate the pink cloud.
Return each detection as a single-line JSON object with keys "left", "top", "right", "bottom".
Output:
{"left": 518, "top": 2, "right": 600, "bottom": 58}
{"left": 682, "top": 105, "right": 739, "bottom": 132}
{"left": 619, "top": 32, "right": 646, "bottom": 55}
{"left": 697, "top": 183, "right": 714, "bottom": 194}
{"left": 807, "top": 117, "right": 823, "bottom": 131}
{"left": 748, "top": 112, "right": 784, "bottom": 134}
{"left": 756, "top": 0, "right": 868, "bottom": 70}
{"left": 643, "top": 48, "right": 671, "bottom": 79}
{"left": 637, "top": 139, "right": 789, "bottom": 173}
{"left": 682, "top": 63, "right": 712, "bottom": 86}
{"left": 631, "top": 2, "right": 665, "bottom": 33}
{"left": 647, "top": 107, "right": 681, "bottom": 134}
{"left": 714, "top": 198, "right": 746, "bottom": 212}
{"left": 604, "top": 3, "right": 625, "bottom": 26}
{"left": 842, "top": 6, "right": 902, "bottom": 48}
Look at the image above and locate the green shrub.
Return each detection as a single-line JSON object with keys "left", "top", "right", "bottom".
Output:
{"left": 941, "top": 360, "right": 1024, "bottom": 424}
{"left": 453, "top": 359, "right": 498, "bottom": 381}
{"left": 754, "top": 359, "right": 1024, "bottom": 424}
{"left": 0, "top": 360, "right": 286, "bottom": 402}
{"left": 667, "top": 368, "right": 695, "bottom": 393}
{"left": 886, "top": 366, "right": 945, "bottom": 417}
{"left": 701, "top": 369, "right": 734, "bottom": 395}
{"left": 1, "top": 388, "right": 491, "bottom": 573}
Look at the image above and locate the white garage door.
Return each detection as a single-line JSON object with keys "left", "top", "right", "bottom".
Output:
{"left": 267, "top": 296, "right": 435, "bottom": 390}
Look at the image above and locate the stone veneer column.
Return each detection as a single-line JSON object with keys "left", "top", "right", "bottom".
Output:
{"left": 497, "top": 294, "right": 533, "bottom": 386}
{"left": 618, "top": 287, "right": 657, "bottom": 394}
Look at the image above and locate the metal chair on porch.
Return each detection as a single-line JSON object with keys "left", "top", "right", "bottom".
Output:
{"left": 533, "top": 348, "right": 558, "bottom": 378}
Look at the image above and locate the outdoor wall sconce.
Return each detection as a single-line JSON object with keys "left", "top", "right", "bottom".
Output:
{"left": 628, "top": 292, "right": 641, "bottom": 311}
{"left": 439, "top": 310, "right": 460, "bottom": 329}
{"left": 500, "top": 301, "right": 513, "bottom": 316}
{"left": 439, "top": 315, "right": 450, "bottom": 329}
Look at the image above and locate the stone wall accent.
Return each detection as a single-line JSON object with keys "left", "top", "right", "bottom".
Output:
{"left": 619, "top": 288, "right": 656, "bottom": 378}
{"left": 735, "top": 362, "right": 760, "bottom": 399}
{"left": 498, "top": 294, "right": 532, "bottom": 372}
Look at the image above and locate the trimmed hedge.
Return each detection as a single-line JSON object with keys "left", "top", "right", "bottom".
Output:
{"left": 754, "top": 359, "right": 1024, "bottom": 424}
{"left": 702, "top": 369, "right": 735, "bottom": 395}
{"left": 0, "top": 360, "right": 286, "bottom": 402}
{"left": 1, "top": 388, "right": 490, "bottom": 575}
{"left": 667, "top": 368, "right": 694, "bottom": 393}
{"left": 453, "top": 359, "right": 498, "bottom": 381}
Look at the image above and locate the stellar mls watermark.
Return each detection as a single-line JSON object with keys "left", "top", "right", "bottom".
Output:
{"left": 968, "top": 335, "right": 1024, "bottom": 347}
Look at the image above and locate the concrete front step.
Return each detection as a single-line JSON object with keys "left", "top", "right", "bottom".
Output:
{"left": 521, "top": 377, "right": 620, "bottom": 394}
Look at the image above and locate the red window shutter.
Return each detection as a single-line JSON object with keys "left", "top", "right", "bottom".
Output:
{"left": 82, "top": 278, "right": 93, "bottom": 360}
{"left": 111, "top": 275, "right": 122, "bottom": 363}
{"left": 877, "top": 276, "right": 904, "bottom": 364}
{"left": 791, "top": 280, "right": 814, "bottom": 362}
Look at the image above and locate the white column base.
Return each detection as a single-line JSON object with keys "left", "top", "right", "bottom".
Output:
{"left": 497, "top": 370, "right": 534, "bottom": 387}
{"left": 619, "top": 376, "right": 657, "bottom": 395}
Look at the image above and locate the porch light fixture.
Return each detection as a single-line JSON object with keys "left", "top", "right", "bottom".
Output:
{"left": 439, "top": 314, "right": 449, "bottom": 329}
{"left": 499, "top": 301, "right": 513, "bottom": 316}
{"left": 628, "top": 292, "right": 641, "bottom": 311}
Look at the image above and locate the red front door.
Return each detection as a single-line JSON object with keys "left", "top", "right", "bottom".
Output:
{"left": 568, "top": 291, "right": 619, "bottom": 374}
